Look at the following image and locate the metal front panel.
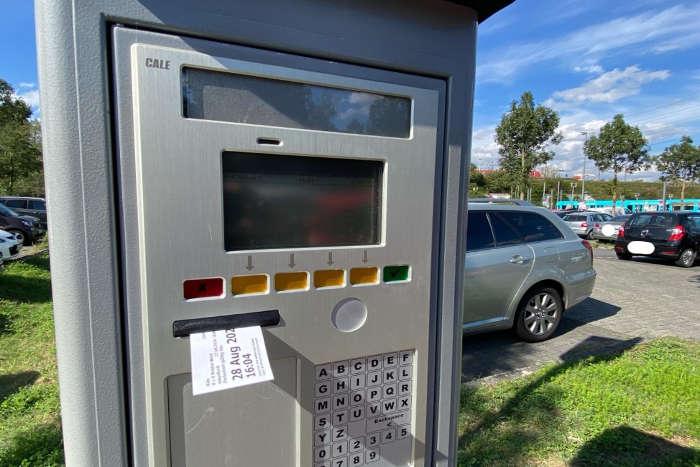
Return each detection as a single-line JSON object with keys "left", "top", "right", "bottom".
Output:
{"left": 115, "top": 28, "right": 444, "bottom": 466}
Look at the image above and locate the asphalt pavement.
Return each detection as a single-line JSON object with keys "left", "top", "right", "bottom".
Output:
{"left": 462, "top": 248, "right": 700, "bottom": 382}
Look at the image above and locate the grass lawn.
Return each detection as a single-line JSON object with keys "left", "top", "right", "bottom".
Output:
{"left": 458, "top": 338, "right": 700, "bottom": 466}
{"left": 0, "top": 254, "right": 63, "bottom": 466}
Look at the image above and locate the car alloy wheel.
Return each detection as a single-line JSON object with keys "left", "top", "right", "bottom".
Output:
{"left": 6, "top": 229, "right": 26, "bottom": 246}
{"left": 675, "top": 248, "right": 697, "bottom": 268}
{"left": 514, "top": 286, "right": 563, "bottom": 342}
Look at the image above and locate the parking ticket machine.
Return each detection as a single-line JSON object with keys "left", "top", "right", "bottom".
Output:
{"left": 35, "top": 1, "right": 510, "bottom": 465}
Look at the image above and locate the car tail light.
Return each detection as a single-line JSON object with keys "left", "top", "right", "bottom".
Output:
{"left": 668, "top": 225, "right": 685, "bottom": 242}
{"left": 617, "top": 225, "right": 625, "bottom": 238}
{"left": 594, "top": 223, "right": 601, "bottom": 229}
{"left": 581, "top": 239, "right": 593, "bottom": 265}
{"left": 580, "top": 222, "right": 588, "bottom": 228}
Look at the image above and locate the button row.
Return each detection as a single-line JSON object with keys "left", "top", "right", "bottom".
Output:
{"left": 314, "top": 425, "right": 410, "bottom": 466}
{"left": 183, "top": 265, "right": 411, "bottom": 300}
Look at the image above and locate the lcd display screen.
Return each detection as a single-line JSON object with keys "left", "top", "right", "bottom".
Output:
{"left": 222, "top": 153, "right": 383, "bottom": 251}
{"left": 183, "top": 67, "right": 411, "bottom": 138}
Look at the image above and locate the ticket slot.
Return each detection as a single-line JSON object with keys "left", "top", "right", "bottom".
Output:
{"left": 172, "top": 309, "right": 280, "bottom": 337}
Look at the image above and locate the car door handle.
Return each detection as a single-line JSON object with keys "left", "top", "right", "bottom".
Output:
{"left": 509, "top": 255, "right": 530, "bottom": 264}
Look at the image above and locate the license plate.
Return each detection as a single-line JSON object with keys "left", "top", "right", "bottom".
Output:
{"left": 627, "top": 241, "right": 655, "bottom": 255}
{"left": 601, "top": 225, "right": 617, "bottom": 237}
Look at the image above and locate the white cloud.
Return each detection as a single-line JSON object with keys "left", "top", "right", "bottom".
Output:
{"left": 551, "top": 66, "right": 669, "bottom": 104}
{"left": 10, "top": 82, "right": 40, "bottom": 116}
{"left": 470, "top": 126, "right": 500, "bottom": 169}
{"left": 573, "top": 65, "right": 603, "bottom": 74}
{"left": 477, "top": 3, "right": 700, "bottom": 83}
{"left": 14, "top": 88, "right": 40, "bottom": 111}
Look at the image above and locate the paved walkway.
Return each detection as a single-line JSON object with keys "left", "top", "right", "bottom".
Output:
{"left": 462, "top": 250, "right": 700, "bottom": 382}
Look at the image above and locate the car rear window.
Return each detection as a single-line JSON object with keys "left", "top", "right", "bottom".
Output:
{"left": 494, "top": 211, "right": 563, "bottom": 243}
{"left": 466, "top": 211, "right": 495, "bottom": 251}
{"left": 684, "top": 215, "right": 700, "bottom": 231}
{"left": 611, "top": 215, "right": 629, "bottom": 222}
{"left": 630, "top": 213, "right": 677, "bottom": 227}
{"left": 2, "top": 199, "right": 25, "bottom": 209}
{"left": 488, "top": 211, "right": 522, "bottom": 246}
{"left": 29, "top": 200, "right": 45, "bottom": 210}
{"left": 563, "top": 214, "right": 586, "bottom": 222}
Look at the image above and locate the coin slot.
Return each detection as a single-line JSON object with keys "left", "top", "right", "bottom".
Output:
{"left": 231, "top": 274, "right": 269, "bottom": 296}
{"left": 275, "top": 271, "right": 309, "bottom": 292}
{"left": 349, "top": 267, "right": 379, "bottom": 286}
{"left": 314, "top": 269, "right": 346, "bottom": 289}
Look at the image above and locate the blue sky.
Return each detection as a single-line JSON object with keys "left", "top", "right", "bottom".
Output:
{"left": 2, "top": 0, "right": 699, "bottom": 180}
{"left": 0, "top": 1, "right": 38, "bottom": 111}
{"left": 474, "top": 0, "right": 700, "bottom": 180}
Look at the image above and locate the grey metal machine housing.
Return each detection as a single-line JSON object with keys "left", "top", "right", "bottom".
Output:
{"left": 34, "top": 0, "right": 510, "bottom": 465}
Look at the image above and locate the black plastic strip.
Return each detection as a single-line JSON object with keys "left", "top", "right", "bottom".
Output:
{"left": 172, "top": 310, "right": 280, "bottom": 337}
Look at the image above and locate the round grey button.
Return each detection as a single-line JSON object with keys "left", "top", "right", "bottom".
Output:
{"left": 331, "top": 298, "right": 367, "bottom": 332}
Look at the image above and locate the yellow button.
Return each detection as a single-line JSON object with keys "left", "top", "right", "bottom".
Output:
{"left": 231, "top": 274, "right": 269, "bottom": 296}
{"left": 314, "top": 269, "right": 346, "bottom": 289}
{"left": 349, "top": 267, "right": 379, "bottom": 286}
{"left": 275, "top": 272, "right": 309, "bottom": 292}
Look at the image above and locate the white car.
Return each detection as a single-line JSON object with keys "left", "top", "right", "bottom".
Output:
{"left": 0, "top": 229, "right": 21, "bottom": 265}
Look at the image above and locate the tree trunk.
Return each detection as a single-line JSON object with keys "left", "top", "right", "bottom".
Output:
{"left": 520, "top": 149, "right": 526, "bottom": 200}
{"left": 611, "top": 172, "right": 618, "bottom": 213}
{"left": 681, "top": 180, "right": 686, "bottom": 201}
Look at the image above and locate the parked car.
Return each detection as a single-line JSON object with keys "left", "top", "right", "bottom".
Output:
{"left": 562, "top": 211, "right": 613, "bottom": 239}
{"left": 592, "top": 215, "right": 630, "bottom": 241}
{"left": 469, "top": 198, "right": 534, "bottom": 206}
{"left": 0, "top": 229, "right": 21, "bottom": 265}
{"left": 552, "top": 210, "right": 575, "bottom": 218}
{"left": 0, "top": 197, "right": 47, "bottom": 229}
{"left": 0, "top": 202, "right": 34, "bottom": 245}
{"left": 615, "top": 212, "right": 700, "bottom": 267}
{"left": 464, "top": 204, "right": 596, "bottom": 342}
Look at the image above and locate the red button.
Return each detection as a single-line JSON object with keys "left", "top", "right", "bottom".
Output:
{"left": 183, "top": 278, "right": 224, "bottom": 300}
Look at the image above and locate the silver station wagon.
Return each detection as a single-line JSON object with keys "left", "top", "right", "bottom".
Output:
{"left": 464, "top": 204, "right": 596, "bottom": 342}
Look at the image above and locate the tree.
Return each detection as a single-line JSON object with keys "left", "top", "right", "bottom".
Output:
{"left": 0, "top": 79, "right": 41, "bottom": 194}
{"left": 584, "top": 114, "right": 650, "bottom": 208}
{"left": 656, "top": 136, "right": 700, "bottom": 200}
{"left": 468, "top": 163, "right": 486, "bottom": 193}
{"left": 495, "top": 91, "right": 561, "bottom": 200}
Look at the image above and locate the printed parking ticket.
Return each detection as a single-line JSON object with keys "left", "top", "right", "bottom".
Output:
{"left": 190, "top": 326, "right": 274, "bottom": 396}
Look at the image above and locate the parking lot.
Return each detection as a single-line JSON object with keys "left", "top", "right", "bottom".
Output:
{"left": 462, "top": 249, "right": 700, "bottom": 382}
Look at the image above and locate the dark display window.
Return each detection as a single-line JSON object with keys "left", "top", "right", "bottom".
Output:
{"left": 222, "top": 153, "right": 383, "bottom": 251}
{"left": 183, "top": 67, "right": 411, "bottom": 138}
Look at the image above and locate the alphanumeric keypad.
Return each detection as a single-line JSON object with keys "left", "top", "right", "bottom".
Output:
{"left": 314, "top": 350, "right": 414, "bottom": 467}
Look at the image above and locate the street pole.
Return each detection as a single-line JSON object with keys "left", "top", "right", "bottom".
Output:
{"left": 661, "top": 181, "right": 667, "bottom": 212}
{"left": 580, "top": 131, "right": 588, "bottom": 199}
{"left": 543, "top": 179, "right": 547, "bottom": 207}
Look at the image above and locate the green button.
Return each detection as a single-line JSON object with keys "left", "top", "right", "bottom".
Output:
{"left": 383, "top": 265, "right": 410, "bottom": 282}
